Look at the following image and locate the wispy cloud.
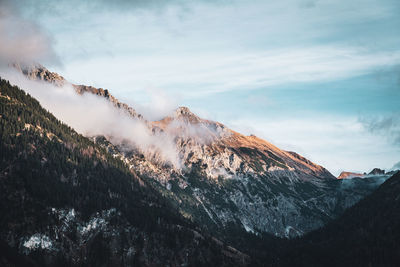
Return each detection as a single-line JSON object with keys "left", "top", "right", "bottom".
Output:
{"left": 60, "top": 46, "right": 400, "bottom": 99}
{"left": 392, "top": 161, "right": 400, "bottom": 171}
{"left": 360, "top": 114, "right": 400, "bottom": 146}
{"left": 123, "top": 87, "right": 181, "bottom": 121}
{"left": 0, "top": 69, "right": 182, "bottom": 167}
{"left": 34, "top": 0, "right": 400, "bottom": 97}
{"left": 0, "top": 69, "right": 226, "bottom": 168}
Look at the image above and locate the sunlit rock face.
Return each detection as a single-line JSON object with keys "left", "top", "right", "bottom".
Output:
{"left": 10, "top": 62, "right": 66, "bottom": 86}
{"left": 338, "top": 172, "right": 365, "bottom": 179}
{"left": 338, "top": 168, "right": 388, "bottom": 179}
{"left": 11, "top": 63, "right": 141, "bottom": 119}
{"left": 96, "top": 107, "right": 387, "bottom": 238}
{"left": 16, "top": 65, "right": 387, "bottom": 238}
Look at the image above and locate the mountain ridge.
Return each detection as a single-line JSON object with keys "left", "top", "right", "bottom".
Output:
{"left": 9, "top": 63, "right": 387, "bottom": 238}
{"left": 12, "top": 63, "right": 335, "bottom": 182}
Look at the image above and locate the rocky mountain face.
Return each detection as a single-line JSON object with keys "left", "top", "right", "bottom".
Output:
{"left": 338, "top": 171, "right": 365, "bottom": 179}
{"left": 338, "top": 168, "right": 387, "bottom": 179}
{"left": 369, "top": 168, "right": 385, "bottom": 175}
{"left": 0, "top": 79, "right": 248, "bottom": 266}
{"left": 105, "top": 107, "right": 389, "bottom": 238}
{"left": 10, "top": 63, "right": 141, "bottom": 119}
{"left": 12, "top": 64, "right": 390, "bottom": 238}
{"left": 104, "top": 134, "right": 390, "bottom": 237}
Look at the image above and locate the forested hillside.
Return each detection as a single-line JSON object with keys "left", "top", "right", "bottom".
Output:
{"left": 0, "top": 78, "right": 247, "bottom": 266}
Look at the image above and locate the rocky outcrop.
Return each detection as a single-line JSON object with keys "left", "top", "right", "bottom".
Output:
{"left": 338, "top": 171, "right": 365, "bottom": 179}
{"left": 12, "top": 63, "right": 141, "bottom": 119}
{"left": 10, "top": 63, "right": 66, "bottom": 86}
{"left": 73, "top": 84, "right": 141, "bottom": 118}
{"left": 338, "top": 168, "right": 387, "bottom": 179}
{"left": 369, "top": 168, "right": 385, "bottom": 176}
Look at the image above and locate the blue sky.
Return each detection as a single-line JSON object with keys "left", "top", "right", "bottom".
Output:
{"left": 8, "top": 0, "right": 400, "bottom": 175}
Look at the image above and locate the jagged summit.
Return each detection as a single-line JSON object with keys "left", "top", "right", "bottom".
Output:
{"left": 369, "top": 168, "right": 385, "bottom": 176}
{"left": 173, "top": 106, "right": 202, "bottom": 123}
{"left": 11, "top": 63, "right": 142, "bottom": 119}
{"left": 10, "top": 62, "right": 66, "bottom": 86}
{"left": 338, "top": 171, "right": 365, "bottom": 179}
{"left": 175, "top": 106, "right": 193, "bottom": 115}
{"left": 338, "top": 168, "right": 387, "bottom": 179}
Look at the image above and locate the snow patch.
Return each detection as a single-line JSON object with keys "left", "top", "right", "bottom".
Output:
{"left": 23, "top": 234, "right": 53, "bottom": 251}
{"left": 80, "top": 217, "right": 107, "bottom": 235}
{"left": 241, "top": 221, "right": 255, "bottom": 233}
{"left": 51, "top": 207, "right": 76, "bottom": 223}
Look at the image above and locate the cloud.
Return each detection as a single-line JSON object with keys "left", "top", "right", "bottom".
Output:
{"left": 8, "top": 0, "right": 398, "bottom": 98}
{"left": 165, "top": 118, "right": 229, "bottom": 145}
{"left": 360, "top": 114, "right": 400, "bottom": 146}
{"left": 0, "top": 69, "right": 227, "bottom": 168}
{"left": 0, "top": 69, "right": 182, "bottom": 167}
{"left": 392, "top": 161, "right": 400, "bottom": 171}
{"left": 0, "top": 0, "right": 59, "bottom": 66}
{"left": 246, "top": 94, "right": 273, "bottom": 107}
{"left": 9, "top": 0, "right": 224, "bottom": 19}
{"left": 124, "top": 87, "right": 181, "bottom": 121}
{"left": 61, "top": 46, "right": 400, "bottom": 99}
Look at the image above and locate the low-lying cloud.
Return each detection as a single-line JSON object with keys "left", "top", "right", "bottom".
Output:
{"left": 392, "top": 161, "right": 400, "bottom": 171}
{"left": 0, "top": 69, "right": 226, "bottom": 169}
{"left": 125, "top": 87, "right": 180, "bottom": 121}
{"left": 1, "top": 69, "right": 183, "bottom": 167}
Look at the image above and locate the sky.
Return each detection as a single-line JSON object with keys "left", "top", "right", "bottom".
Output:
{"left": 1, "top": 0, "right": 400, "bottom": 175}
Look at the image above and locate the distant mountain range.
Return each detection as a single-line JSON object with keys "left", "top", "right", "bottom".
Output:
{"left": 0, "top": 64, "right": 398, "bottom": 266}
{"left": 338, "top": 168, "right": 395, "bottom": 179}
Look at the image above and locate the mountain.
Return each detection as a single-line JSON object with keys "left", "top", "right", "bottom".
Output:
{"left": 10, "top": 63, "right": 141, "bottom": 119}
{"left": 11, "top": 64, "right": 390, "bottom": 238}
{"left": 0, "top": 78, "right": 248, "bottom": 266}
{"left": 3, "top": 64, "right": 399, "bottom": 265}
{"left": 338, "top": 168, "right": 387, "bottom": 179}
{"left": 369, "top": 168, "right": 385, "bottom": 175}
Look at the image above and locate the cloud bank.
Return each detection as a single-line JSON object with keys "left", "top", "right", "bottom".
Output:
{"left": 0, "top": 69, "right": 226, "bottom": 169}
{"left": 124, "top": 87, "right": 180, "bottom": 121}
{"left": 392, "top": 161, "right": 400, "bottom": 171}
{"left": 0, "top": 69, "right": 183, "bottom": 167}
